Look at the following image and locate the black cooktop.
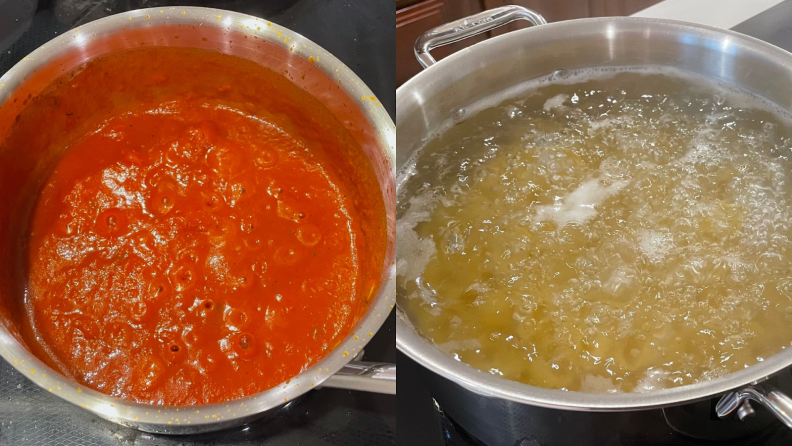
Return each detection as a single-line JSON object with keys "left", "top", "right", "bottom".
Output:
{"left": 398, "top": 1, "right": 792, "bottom": 445}
{"left": 0, "top": 1, "right": 395, "bottom": 445}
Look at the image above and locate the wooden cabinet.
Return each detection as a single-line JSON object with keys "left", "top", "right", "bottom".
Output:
{"left": 589, "top": 0, "right": 664, "bottom": 16}
{"left": 396, "top": 0, "right": 663, "bottom": 85}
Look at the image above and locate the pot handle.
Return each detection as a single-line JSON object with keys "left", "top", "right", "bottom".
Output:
{"left": 414, "top": 5, "right": 546, "bottom": 69}
{"left": 320, "top": 361, "right": 396, "bottom": 395}
{"left": 716, "top": 385, "right": 792, "bottom": 428}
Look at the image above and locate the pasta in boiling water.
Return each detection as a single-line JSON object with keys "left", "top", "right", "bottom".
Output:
{"left": 397, "top": 69, "right": 792, "bottom": 393}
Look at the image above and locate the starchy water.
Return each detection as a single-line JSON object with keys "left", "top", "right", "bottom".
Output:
{"left": 397, "top": 69, "right": 792, "bottom": 392}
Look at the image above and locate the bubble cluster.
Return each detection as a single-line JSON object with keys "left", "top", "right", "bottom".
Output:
{"left": 397, "top": 69, "right": 792, "bottom": 392}
{"left": 27, "top": 101, "right": 358, "bottom": 405}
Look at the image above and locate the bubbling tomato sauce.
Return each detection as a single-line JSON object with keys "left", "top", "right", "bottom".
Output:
{"left": 18, "top": 47, "right": 385, "bottom": 405}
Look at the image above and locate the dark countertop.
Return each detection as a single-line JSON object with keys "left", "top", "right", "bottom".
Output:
{"left": 0, "top": 1, "right": 395, "bottom": 445}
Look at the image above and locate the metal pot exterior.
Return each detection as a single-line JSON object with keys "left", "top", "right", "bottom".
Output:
{"left": 424, "top": 366, "right": 792, "bottom": 445}
{"left": 0, "top": 7, "right": 396, "bottom": 434}
{"left": 396, "top": 14, "right": 792, "bottom": 412}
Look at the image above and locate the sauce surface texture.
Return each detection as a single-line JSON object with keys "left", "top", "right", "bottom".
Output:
{"left": 22, "top": 47, "right": 384, "bottom": 405}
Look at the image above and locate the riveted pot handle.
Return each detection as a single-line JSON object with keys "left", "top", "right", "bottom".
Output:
{"left": 414, "top": 5, "right": 546, "bottom": 69}
{"left": 717, "top": 385, "right": 792, "bottom": 428}
{"left": 320, "top": 361, "right": 396, "bottom": 394}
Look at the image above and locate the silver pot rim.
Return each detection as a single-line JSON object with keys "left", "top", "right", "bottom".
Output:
{"left": 396, "top": 15, "right": 792, "bottom": 412}
{"left": 0, "top": 6, "right": 396, "bottom": 433}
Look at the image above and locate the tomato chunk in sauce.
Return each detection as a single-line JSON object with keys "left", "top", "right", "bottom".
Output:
{"left": 21, "top": 48, "right": 384, "bottom": 405}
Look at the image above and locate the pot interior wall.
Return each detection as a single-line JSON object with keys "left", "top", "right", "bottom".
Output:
{"left": 396, "top": 18, "right": 792, "bottom": 169}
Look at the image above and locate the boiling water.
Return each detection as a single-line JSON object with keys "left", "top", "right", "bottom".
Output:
{"left": 397, "top": 69, "right": 792, "bottom": 393}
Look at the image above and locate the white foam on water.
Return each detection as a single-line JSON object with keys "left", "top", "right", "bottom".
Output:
{"left": 588, "top": 117, "right": 617, "bottom": 132}
{"left": 580, "top": 374, "right": 620, "bottom": 393}
{"left": 638, "top": 230, "right": 675, "bottom": 263}
{"left": 678, "top": 141, "right": 720, "bottom": 167}
{"left": 635, "top": 369, "right": 668, "bottom": 393}
{"left": 396, "top": 195, "right": 437, "bottom": 279}
{"left": 396, "top": 193, "right": 442, "bottom": 312}
{"left": 602, "top": 267, "right": 638, "bottom": 299}
{"left": 543, "top": 94, "right": 569, "bottom": 112}
{"left": 533, "top": 178, "right": 630, "bottom": 228}
{"left": 600, "top": 158, "right": 630, "bottom": 179}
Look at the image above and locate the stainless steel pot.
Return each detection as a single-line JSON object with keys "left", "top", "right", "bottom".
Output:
{"left": 418, "top": 364, "right": 792, "bottom": 445}
{"left": 0, "top": 6, "right": 395, "bottom": 434}
{"left": 396, "top": 4, "right": 792, "bottom": 435}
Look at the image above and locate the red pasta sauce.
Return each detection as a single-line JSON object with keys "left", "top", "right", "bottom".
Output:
{"left": 15, "top": 47, "right": 386, "bottom": 405}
